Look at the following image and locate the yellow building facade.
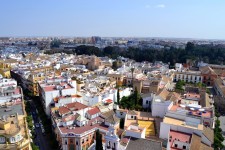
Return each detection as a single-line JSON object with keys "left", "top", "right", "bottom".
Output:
{"left": 0, "top": 61, "right": 11, "bottom": 78}
{"left": 0, "top": 104, "right": 31, "bottom": 150}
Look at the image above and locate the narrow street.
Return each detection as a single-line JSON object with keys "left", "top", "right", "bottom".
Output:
{"left": 27, "top": 99, "right": 52, "bottom": 150}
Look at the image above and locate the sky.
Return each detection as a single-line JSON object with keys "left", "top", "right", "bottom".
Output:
{"left": 0, "top": 0, "right": 225, "bottom": 39}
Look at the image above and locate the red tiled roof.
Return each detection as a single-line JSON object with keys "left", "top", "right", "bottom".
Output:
{"left": 62, "top": 115, "right": 76, "bottom": 122}
{"left": 59, "top": 116, "right": 108, "bottom": 134}
{"left": 66, "top": 102, "right": 88, "bottom": 111}
{"left": 87, "top": 107, "right": 100, "bottom": 115}
{"left": 43, "top": 85, "right": 56, "bottom": 92}
{"left": 105, "top": 99, "right": 113, "bottom": 104}
{"left": 58, "top": 106, "right": 70, "bottom": 115}
{"left": 169, "top": 130, "right": 192, "bottom": 150}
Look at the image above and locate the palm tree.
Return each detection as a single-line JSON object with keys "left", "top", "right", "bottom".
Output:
{"left": 131, "top": 67, "right": 135, "bottom": 87}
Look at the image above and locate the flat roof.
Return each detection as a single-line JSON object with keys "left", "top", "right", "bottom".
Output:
{"left": 169, "top": 130, "right": 192, "bottom": 150}
{"left": 0, "top": 102, "right": 24, "bottom": 117}
{"left": 163, "top": 117, "right": 203, "bottom": 130}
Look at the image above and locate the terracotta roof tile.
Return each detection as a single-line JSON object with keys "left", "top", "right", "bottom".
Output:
{"left": 87, "top": 107, "right": 100, "bottom": 116}
{"left": 58, "top": 106, "right": 70, "bottom": 115}
{"left": 65, "top": 102, "right": 88, "bottom": 111}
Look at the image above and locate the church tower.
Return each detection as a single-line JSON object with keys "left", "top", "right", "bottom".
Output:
{"left": 104, "top": 125, "right": 120, "bottom": 150}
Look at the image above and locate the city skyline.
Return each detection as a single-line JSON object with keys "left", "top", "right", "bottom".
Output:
{"left": 1, "top": 0, "right": 225, "bottom": 39}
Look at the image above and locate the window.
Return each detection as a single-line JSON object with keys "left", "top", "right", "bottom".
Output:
{"left": 76, "top": 141, "right": 78, "bottom": 145}
{"left": 11, "top": 137, "right": 15, "bottom": 142}
{"left": 174, "top": 144, "right": 177, "bottom": 148}
{"left": 183, "top": 145, "right": 186, "bottom": 149}
{"left": 131, "top": 116, "right": 133, "bottom": 118}
{"left": 146, "top": 101, "right": 148, "bottom": 104}
{"left": 65, "top": 140, "right": 67, "bottom": 145}
{"left": 0, "top": 137, "right": 5, "bottom": 142}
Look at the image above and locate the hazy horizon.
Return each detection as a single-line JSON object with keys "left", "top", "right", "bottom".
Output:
{"left": 1, "top": 0, "right": 225, "bottom": 39}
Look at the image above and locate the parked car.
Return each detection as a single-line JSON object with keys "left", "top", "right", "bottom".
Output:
{"left": 42, "top": 128, "right": 45, "bottom": 134}
{"left": 35, "top": 123, "right": 40, "bottom": 128}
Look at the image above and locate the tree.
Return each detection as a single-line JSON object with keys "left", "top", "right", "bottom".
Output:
{"left": 31, "top": 143, "right": 39, "bottom": 150}
{"left": 131, "top": 67, "right": 135, "bottom": 87}
{"left": 134, "top": 87, "right": 138, "bottom": 106}
{"left": 117, "top": 89, "right": 120, "bottom": 105}
{"left": 214, "top": 119, "right": 224, "bottom": 150}
{"left": 44, "top": 43, "right": 225, "bottom": 65}
{"left": 175, "top": 80, "right": 185, "bottom": 92}
{"left": 185, "top": 42, "right": 195, "bottom": 51}
{"left": 112, "top": 61, "right": 118, "bottom": 71}
{"left": 50, "top": 39, "right": 61, "bottom": 48}
{"left": 120, "top": 88, "right": 142, "bottom": 110}
{"left": 95, "top": 129, "right": 103, "bottom": 150}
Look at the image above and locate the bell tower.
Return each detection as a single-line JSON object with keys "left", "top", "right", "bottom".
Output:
{"left": 105, "top": 125, "right": 120, "bottom": 150}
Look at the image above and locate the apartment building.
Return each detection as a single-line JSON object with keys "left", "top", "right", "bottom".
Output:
{"left": 200, "top": 66, "right": 218, "bottom": 86}
{"left": 0, "top": 77, "right": 31, "bottom": 150}
{"left": 160, "top": 102, "right": 214, "bottom": 140}
{"left": 39, "top": 79, "right": 77, "bottom": 116}
{"left": 0, "top": 59, "right": 17, "bottom": 78}
{"left": 151, "top": 89, "right": 180, "bottom": 118}
{"left": 0, "top": 77, "right": 22, "bottom": 104}
{"left": 174, "top": 70, "right": 202, "bottom": 83}
{"left": 214, "top": 77, "right": 225, "bottom": 98}
{"left": 167, "top": 129, "right": 213, "bottom": 150}
{"left": 51, "top": 103, "right": 120, "bottom": 150}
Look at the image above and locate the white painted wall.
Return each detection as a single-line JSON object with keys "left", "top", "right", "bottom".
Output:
{"left": 142, "top": 94, "right": 154, "bottom": 109}
{"left": 127, "top": 114, "right": 137, "bottom": 120}
{"left": 115, "top": 110, "right": 127, "bottom": 119}
{"left": 152, "top": 100, "right": 173, "bottom": 118}
{"left": 125, "top": 125, "right": 146, "bottom": 138}
{"left": 45, "top": 90, "right": 60, "bottom": 116}
{"left": 62, "top": 88, "right": 76, "bottom": 96}
{"left": 159, "top": 122, "right": 171, "bottom": 139}
{"left": 86, "top": 112, "right": 100, "bottom": 120}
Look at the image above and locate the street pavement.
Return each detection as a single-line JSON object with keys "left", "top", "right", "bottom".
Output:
{"left": 29, "top": 100, "right": 52, "bottom": 150}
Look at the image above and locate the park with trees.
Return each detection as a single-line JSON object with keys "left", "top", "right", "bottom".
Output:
{"left": 45, "top": 42, "right": 225, "bottom": 67}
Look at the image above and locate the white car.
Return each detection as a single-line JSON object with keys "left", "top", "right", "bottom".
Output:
{"left": 35, "top": 123, "right": 40, "bottom": 128}
{"left": 42, "top": 128, "right": 45, "bottom": 133}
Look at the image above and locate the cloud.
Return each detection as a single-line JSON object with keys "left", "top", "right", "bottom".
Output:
{"left": 145, "top": 5, "right": 150, "bottom": 9}
{"left": 156, "top": 4, "right": 165, "bottom": 8}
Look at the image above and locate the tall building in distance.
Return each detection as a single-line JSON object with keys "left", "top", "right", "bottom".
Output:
{"left": 91, "top": 36, "right": 101, "bottom": 44}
